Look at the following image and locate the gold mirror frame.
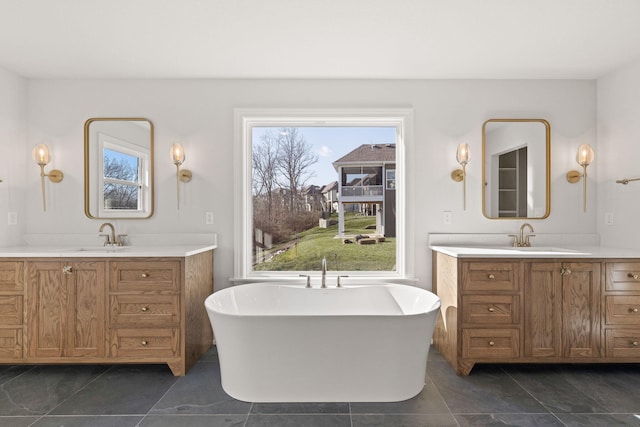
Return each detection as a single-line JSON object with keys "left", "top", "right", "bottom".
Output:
{"left": 482, "top": 118, "right": 550, "bottom": 219}
{"left": 84, "top": 118, "right": 154, "bottom": 219}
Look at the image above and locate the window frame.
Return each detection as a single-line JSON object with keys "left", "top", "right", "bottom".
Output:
{"left": 233, "top": 108, "right": 414, "bottom": 283}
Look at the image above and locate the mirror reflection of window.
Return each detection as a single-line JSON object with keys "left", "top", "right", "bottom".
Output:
{"left": 97, "top": 132, "right": 150, "bottom": 217}
{"left": 103, "top": 147, "right": 142, "bottom": 210}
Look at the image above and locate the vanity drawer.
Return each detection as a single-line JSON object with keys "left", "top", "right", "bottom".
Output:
{"left": 462, "top": 328, "right": 520, "bottom": 359}
{"left": 110, "top": 261, "right": 180, "bottom": 292}
{"left": 0, "top": 328, "right": 22, "bottom": 359}
{"left": 461, "top": 295, "right": 519, "bottom": 325}
{"left": 605, "top": 329, "right": 640, "bottom": 358}
{"left": 110, "top": 328, "right": 179, "bottom": 357}
{"left": 0, "top": 262, "right": 24, "bottom": 292}
{"left": 462, "top": 262, "right": 519, "bottom": 292}
{"left": 0, "top": 296, "right": 22, "bottom": 325}
{"left": 606, "top": 263, "right": 640, "bottom": 292}
{"left": 605, "top": 296, "right": 640, "bottom": 325}
{"left": 110, "top": 295, "right": 179, "bottom": 326}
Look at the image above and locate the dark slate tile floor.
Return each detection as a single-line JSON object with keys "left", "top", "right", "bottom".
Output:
{"left": 0, "top": 346, "right": 639, "bottom": 426}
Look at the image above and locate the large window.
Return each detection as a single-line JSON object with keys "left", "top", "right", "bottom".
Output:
{"left": 234, "top": 109, "right": 413, "bottom": 281}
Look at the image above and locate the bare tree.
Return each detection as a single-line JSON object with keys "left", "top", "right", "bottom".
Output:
{"left": 276, "top": 127, "right": 318, "bottom": 214}
{"left": 252, "top": 130, "right": 280, "bottom": 219}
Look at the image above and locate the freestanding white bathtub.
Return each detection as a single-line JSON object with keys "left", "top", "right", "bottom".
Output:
{"left": 204, "top": 283, "right": 441, "bottom": 402}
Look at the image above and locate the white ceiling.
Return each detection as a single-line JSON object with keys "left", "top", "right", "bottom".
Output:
{"left": 1, "top": 0, "right": 640, "bottom": 80}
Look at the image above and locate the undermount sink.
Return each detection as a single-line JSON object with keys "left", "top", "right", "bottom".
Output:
{"left": 68, "top": 246, "right": 129, "bottom": 252}
{"left": 505, "top": 246, "right": 591, "bottom": 255}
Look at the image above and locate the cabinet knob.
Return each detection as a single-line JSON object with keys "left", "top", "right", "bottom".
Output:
{"left": 141, "top": 340, "right": 148, "bottom": 346}
{"left": 62, "top": 265, "right": 73, "bottom": 275}
{"left": 628, "top": 273, "right": 639, "bottom": 280}
{"left": 632, "top": 308, "right": 639, "bottom": 313}
{"left": 487, "top": 274, "right": 495, "bottom": 279}
{"left": 561, "top": 267, "right": 572, "bottom": 276}
{"left": 488, "top": 341, "right": 495, "bottom": 347}
{"left": 141, "top": 306, "right": 149, "bottom": 312}
{"left": 488, "top": 307, "right": 495, "bottom": 313}
{"left": 632, "top": 341, "right": 638, "bottom": 347}
{"left": 141, "top": 273, "right": 149, "bottom": 278}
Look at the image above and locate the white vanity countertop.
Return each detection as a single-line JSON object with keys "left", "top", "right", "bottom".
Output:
{"left": 0, "top": 244, "right": 217, "bottom": 258}
{"left": 0, "top": 233, "right": 218, "bottom": 258}
{"left": 430, "top": 245, "right": 640, "bottom": 259}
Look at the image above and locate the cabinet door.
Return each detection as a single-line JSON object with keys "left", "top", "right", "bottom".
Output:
{"left": 66, "top": 261, "right": 106, "bottom": 357}
{"left": 524, "top": 262, "right": 562, "bottom": 357}
{"left": 27, "top": 261, "right": 106, "bottom": 358}
{"left": 562, "top": 262, "right": 601, "bottom": 358}
{"left": 27, "top": 261, "right": 66, "bottom": 358}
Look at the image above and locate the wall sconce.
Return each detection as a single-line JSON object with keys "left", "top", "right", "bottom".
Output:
{"left": 32, "top": 144, "right": 63, "bottom": 211}
{"left": 170, "top": 143, "right": 192, "bottom": 209}
{"left": 566, "top": 143, "right": 595, "bottom": 212}
{"left": 451, "top": 143, "right": 470, "bottom": 210}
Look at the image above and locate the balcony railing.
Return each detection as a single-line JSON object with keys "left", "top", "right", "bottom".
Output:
{"left": 341, "top": 185, "right": 383, "bottom": 197}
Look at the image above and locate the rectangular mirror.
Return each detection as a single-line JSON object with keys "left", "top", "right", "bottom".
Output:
{"left": 84, "top": 118, "right": 154, "bottom": 219}
{"left": 482, "top": 119, "right": 550, "bottom": 219}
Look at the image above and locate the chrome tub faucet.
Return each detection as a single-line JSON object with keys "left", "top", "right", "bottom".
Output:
{"left": 321, "top": 256, "right": 327, "bottom": 288}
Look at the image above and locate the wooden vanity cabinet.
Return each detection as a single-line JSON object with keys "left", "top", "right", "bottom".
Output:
{"left": 26, "top": 260, "right": 106, "bottom": 358}
{"left": 433, "top": 252, "right": 610, "bottom": 375}
{"left": 108, "top": 260, "right": 182, "bottom": 365}
{"left": 0, "top": 261, "right": 24, "bottom": 359}
{"left": 459, "top": 261, "right": 521, "bottom": 367}
{"left": 524, "top": 261, "right": 601, "bottom": 359}
{"left": 604, "top": 262, "right": 640, "bottom": 358}
{"left": 0, "top": 250, "right": 213, "bottom": 376}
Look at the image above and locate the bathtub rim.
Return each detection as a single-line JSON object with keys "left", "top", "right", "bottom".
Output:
{"left": 205, "top": 282, "right": 441, "bottom": 318}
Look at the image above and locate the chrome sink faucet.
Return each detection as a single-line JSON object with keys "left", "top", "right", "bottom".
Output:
{"left": 321, "top": 256, "right": 327, "bottom": 288}
{"left": 509, "top": 223, "right": 536, "bottom": 247}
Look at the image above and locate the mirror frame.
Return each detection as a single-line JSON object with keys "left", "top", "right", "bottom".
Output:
{"left": 84, "top": 117, "right": 154, "bottom": 219}
{"left": 482, "top": 118, "right": 550, "bottom": 220}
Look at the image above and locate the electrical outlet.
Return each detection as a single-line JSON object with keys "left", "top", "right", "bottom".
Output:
{"left": 205, "top": 211, "right": 214, "bottom": 225}
{"left": 443, "top": 211, "right": 452, "bottom": 225}
{"left": 7, "top": 212, "right": 17, "bottom": 225}
{"left": 605, "top": 212, "right": 614, "bottom": 226}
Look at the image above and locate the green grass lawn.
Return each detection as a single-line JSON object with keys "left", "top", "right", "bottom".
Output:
{"left": 254, "top": 214, "right": 396, "bottom": 271}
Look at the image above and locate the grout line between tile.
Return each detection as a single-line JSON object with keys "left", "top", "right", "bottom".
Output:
{"left": 44, "top": 365, "right": 114, "bottom": 417}
{"left": 501, "top": 366, "right": 568, "bottom": 426}
{"left": 425, "top": 369, "right": 461, "bottom": 427}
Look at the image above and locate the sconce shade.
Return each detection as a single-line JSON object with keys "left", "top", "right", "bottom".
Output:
{"left": 456, "top": 143, "right": 469, "bottom": 165}
{"left": 32, "top": 144, "right": 51, "bottom": 165}
{"left": 576, "top": 144, "right": 594, "bottom": 166}
{"left": 170, "top": 143, "right": 185, "bottom": 165}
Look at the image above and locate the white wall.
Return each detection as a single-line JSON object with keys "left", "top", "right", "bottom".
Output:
{"left": 0, "top": 66, "right": 27, "bottom": 246}
{"left": 597, "top": 58, "right": 640, "bottom": 249}
{"left": 22, "top": 79, "right": 597, "bottom": 290}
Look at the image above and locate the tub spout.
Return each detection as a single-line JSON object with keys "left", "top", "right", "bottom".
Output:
{"left": 321, "top": 256, "right": 327, "bottom": 288}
